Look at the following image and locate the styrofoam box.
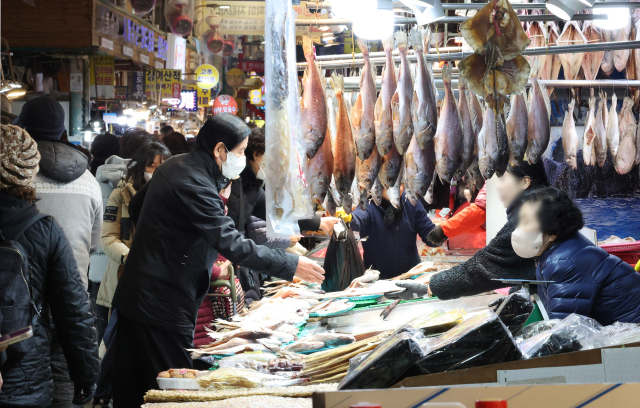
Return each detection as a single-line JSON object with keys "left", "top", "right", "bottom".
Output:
{"left": 156, "top": 377, "right": 200, "bottom": 390}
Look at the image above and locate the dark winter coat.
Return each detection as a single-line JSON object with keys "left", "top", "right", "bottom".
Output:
{"left": 350, "top": 194, "right": 436, "bottom": 280}
{"left": 536, "top": 233, "right": 640, "bottom": 325}
{"left": 429, "top": 195, "right": 536, "bottom": 300}
{"left": 0, "top": 195, "right": 100, "bottom": 407}
{"left": 113, "top": 148, "right": 298, "bottom": 336}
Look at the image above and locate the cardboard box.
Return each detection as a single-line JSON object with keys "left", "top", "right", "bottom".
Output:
{"left": 393, "top": 342, "right": 640, "bottom": 388}
{"left": 313, "top": 382, "right": 640, "bottom": 408}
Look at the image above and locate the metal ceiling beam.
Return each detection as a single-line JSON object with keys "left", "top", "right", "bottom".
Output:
{"left": 306, "top": 1, "right": 640, "bottom": 11}
{"left": 298, "top": 40, "right": 640, "bottom": 70}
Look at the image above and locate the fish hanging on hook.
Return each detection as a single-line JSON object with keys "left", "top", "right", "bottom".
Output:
{"left": 458, "top": 0, "right": 531, "bottom": 112}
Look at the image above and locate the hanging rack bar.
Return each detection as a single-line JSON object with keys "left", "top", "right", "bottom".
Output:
{"left": 298, "top": 40, "right": 640, "bottom": 70}
{"left": 339, "top": 78, "right": 640, "bottom": 92}
{"left": 315, "top": 47, "right": 463, "bottom": 61}
{"left": 306, "top": 1, "right": 640, "bottom": 12}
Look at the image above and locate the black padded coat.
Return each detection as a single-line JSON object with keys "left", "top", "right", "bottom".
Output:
{"left": 0, "top": 195, "right": 100, "bottom": 407}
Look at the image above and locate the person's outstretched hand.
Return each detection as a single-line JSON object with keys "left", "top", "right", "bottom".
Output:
{"left": 294, "top": 257, "right": 325, "bottom": 284}
{"left": 319, "top": 217, "right": 340, "bottom": 234}
{"left": 427, "top": 225, "right": 448, "bottom": 246}
{"left": 72, "top": 382, "right": 96, "bottom": 405}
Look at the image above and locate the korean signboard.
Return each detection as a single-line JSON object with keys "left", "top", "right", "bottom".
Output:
{"left": 157, "top": 69, "right": 182, "bottom": 100}
{"left": 145, "top": 69, "right": 157, "bottom": 101}
{"left": 237, "top": 60, "right": 264, "bottom": 72}
{"left": 212, "top": 95, "right": 238, "bottom": 115}
{"left": 195, "top": 64, "right": 219, "bottom": 90}
{"left": 90, "top": 55, "right": 115, "bottom": 98}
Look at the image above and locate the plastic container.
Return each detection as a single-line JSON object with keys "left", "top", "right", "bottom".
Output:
{"left": 476, "top": 400, "right": 507, "bottom": 408}
{"left": 599, "top": 241, "right": 640, "bottom": 253}
{"left": 610, "top": 251, "right": 640, "bottom": 267}
{"left": 156, "top": 377, "right": 200, "bottom": 390}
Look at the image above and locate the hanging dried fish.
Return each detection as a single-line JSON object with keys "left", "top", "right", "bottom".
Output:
{"left": 434, "top": 62, "right": 463, "bottom": 184}
{"left": 478, "top": 103, "right": 508, "bottom": 179}
{"left": 506, "top": 92, "right": 528, "bottom": 166}
{"left": 557, "top": 22, "right": 587, "bottom": 80}
{"left": 593, "top": 95, "right": 608, "bottom": 168}
{"left": 605, "top": 93, "right": 620, "bottom": 158}
{"left": 392, "top": 31, "right": 414, "bottom": 155}
{"left": 562, "top": 99, "right": 579, "bottom": 171}
{"left": 582, "top": 21, "right": 605, "bottom": 81}
{"left": 526, "top": 21, "right": 547, "bottom": 78}
{"left": 542, "top": 22, "right": 562, "bottom": 96}
{"left": 355, "top": 39, "right": 377, "bottom": 162}
{"left": 301, "top": 34, "right": 328, "bottom": 159}
{"left": 409, "top": 26, "right": 438, "bottom": 149}
{"left": 375, "top": 35, "right": 397, "bottom": 156}
{"left": 525, "top": 76, "right": 551, "bottom": 164}
{"left": 615, "top": 97, "right": 637, "bottom": 175}
{"left": 458, "top": 77, "right": 476, "bottom": 176}
{"left": 583, "top": 89, "right": 597, "bottom": 166}
{"left": 601, "top": 30, "right": 616, "bottom": 76}
{"left": 613, "top": 16, "right": 632, "bottom": 72}
{"left": 330, "top": 74, "right": 356, "bottom": 202}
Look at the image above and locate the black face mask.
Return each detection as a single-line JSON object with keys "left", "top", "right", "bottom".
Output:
{"left": 383, "top": 199, "right": 403, "bottom": 227}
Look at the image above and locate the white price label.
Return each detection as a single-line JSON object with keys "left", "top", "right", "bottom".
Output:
{"left": 101, "top": 37, "right": 113, "bottom": 51}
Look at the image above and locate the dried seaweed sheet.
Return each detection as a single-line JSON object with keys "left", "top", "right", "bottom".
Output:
{"left": 412, "top": 310, "right": 522, "bottom": 375}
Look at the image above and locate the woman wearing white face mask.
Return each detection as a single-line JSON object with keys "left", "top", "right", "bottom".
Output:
{"left": 515, "top": 187, "right": 640, "bottom": 325}
{"left": 400, "top": 159, "right": 550, "bottom": 300}
{"left": 97, "top": 139, "right": 170, "bottom": 316}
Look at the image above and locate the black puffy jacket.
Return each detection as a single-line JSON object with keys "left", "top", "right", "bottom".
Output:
{"left": 429, "top": 194, "right": 536, "bottom": 300}
{"left": 0, "top": 195, "right": 100, "bottom": 407}
{"left": 114, "top": 148, "right": 298, "bottom": 335}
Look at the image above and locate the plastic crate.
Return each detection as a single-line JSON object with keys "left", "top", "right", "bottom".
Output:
{"left": 610, "top": 251, "right": 640, "bottom": 267}
{"left": 599, "top": 241, "right": 640, "bottom": 253}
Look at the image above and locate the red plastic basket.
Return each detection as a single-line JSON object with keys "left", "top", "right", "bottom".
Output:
{"left": 599, "top": 241, "right": 640, "bottom": 253}
{"left": 610, "top": 251, "right": 640, "bottom": 267}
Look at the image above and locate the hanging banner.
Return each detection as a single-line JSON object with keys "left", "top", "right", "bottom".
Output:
{"left": 212, "top": 94, "right": 238, "bottom": 115}
{"left": 185, "top": 83, "right": 219, "bottom": 108}
{"left": 195, "top": 64, "right": 219, "bottom": 90}
{"left": 132, "top": 71, "right": 144, "bottom": 97}
{"left": 158, "top": 69, "right": 182, "bottom": 100}
{"left": 145, "top": 69, "right": 157, "bottom": 101}
{"left": 90, "top": 56, "right": 115, "bottom": 86}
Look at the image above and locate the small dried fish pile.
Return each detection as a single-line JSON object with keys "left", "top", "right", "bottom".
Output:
{"left": 144, "top": 384, "right": 339, "bottom": 403}
{"left": 307, "top": 299, "right": 354, "bottom": 316}
{"left": 285, "top": 333, "right": 356, "bottom": 353}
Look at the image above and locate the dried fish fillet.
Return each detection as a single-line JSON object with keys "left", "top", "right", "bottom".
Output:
{"left": 557, "top": 22, "right": 587, "bottom": 80}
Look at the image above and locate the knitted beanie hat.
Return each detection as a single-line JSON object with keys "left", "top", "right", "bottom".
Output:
{"left": 1, "top": 124, "right": 40, "bottom": 188}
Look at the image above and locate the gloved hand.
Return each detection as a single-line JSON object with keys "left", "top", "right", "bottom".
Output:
{"left": 427, "top": 225, "right": 448, "bottom": 246}
{"left": 286, "top": 242, "right": 308, "bottom": 256}
{"left": 335, "top": 207, "right": 352, "bottom": 223}
{"left": 72, "top": 382, "right": 96, "bottom": 406}
{"left": 393, "top": 281, "right": 431, "bottom": 300}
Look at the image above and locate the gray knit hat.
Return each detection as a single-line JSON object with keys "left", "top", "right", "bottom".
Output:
{"left": 1, "top": 124, "right": 40, "bottom": 188}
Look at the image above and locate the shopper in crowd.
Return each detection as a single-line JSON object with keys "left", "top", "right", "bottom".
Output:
{"left": 110, "top": 112, "right": 325, "bottom": 407}
{"left": 0, "top": 124, "right": 99, "bottom": 407}
{"left": 89, "top": 133, "right": 120, "bottom": 175}
{"left": 516, "top": 187, "right": 640, "bottom": 325}
{"left": 162, "top": 131, "right": 190, "bottom": 155}
{"left": 97, "top": 140, "right": 170, "bottom": 328}
{"left": 158, "top": 124, "right": 174, "bottom": 141}
{"left": 13, "top": 96, "right": 102, "bottom": 407}
{"left": 90, "top": 128, "right": 155, "bottom": 344}
{"left": 336, "top": 187, "right": 437, "bottom": 280}
{"left": 403, "top": 160, "right": 550, "bottom": 300}
{"left": 427, "top": 183, "right": 487, "bottom": 246}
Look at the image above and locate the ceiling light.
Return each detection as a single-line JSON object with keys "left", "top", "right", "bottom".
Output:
{"left": 7, "top": 89, "right": 26, "bottom": 98}
{"left": 9, "top": 81, "right": 22, "bottom": 89}
{"left": 578, "top": 0, "right": 597, "bottom": 5}
{"left": 594, "top": 0, "right": 631, "bottom": 30}
{"left": 353, "top": 0, "right": 394, "bottom": 40}
{"left": 546, "top": 0, "right": 585, "bottom": 21}
{"left": 401, "top": 0, "right": 444, "bottom": 25}
{"left": 332, "top": 0, "right": 363, "bottom": 19}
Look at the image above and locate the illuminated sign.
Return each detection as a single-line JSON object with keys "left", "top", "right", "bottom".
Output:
{"left": 179, "top": 90, "right": 197, "bottom": 111}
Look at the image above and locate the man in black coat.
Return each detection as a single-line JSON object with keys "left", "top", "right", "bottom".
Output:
{"left": 111, "top": 114, "right": 324, "bottom": 407}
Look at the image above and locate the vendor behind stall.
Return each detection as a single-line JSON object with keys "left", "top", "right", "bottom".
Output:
{"left": 399, "top": 160, "right": 550, "bottom": 299}
{"left": 515, "top": 187, "right": 640, "bottom": 325}
{"left": 337, "top": 187, "right": 437, "bottom": 280}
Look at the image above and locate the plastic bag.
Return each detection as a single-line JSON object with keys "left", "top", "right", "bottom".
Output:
{"left": 264, "top": 0, "right": 313, "bottom": 238}
{"left": 516, "top": 320, "right": 560, "bottom": 344}
{"left": 338, "top": 330, "right": 424, "bottom": 390}
{"left": 347, "top": 351, "right": 370, "bottom": 373}
{"left": 399, "top": 309, "right": 466, "bottom": 336}
{"left": 322, "top": 222, "right": 366, "bottom": 292}
{"left": 493, "top": 288, "right": 534, "bottom": 335}
{"left": 164, "top": 0, "right": 194, "bottom": 36}
{"left": 518, "top": 314, "right": 603, "bottom": 359}
{"left": 197, "top": 368, "right": 304, "bottom": 390}
{"left": 412, "top": 310, "right": 522, "bottom": 375}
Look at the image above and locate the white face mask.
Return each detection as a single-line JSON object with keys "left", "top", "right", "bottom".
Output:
{"left": 256, "top": 162, "right": 266, "bottom": 181}
{"left": 511, "top": 227, "right": 544, "bottom": 258}
{"left": 144, "top": 171, "right": 153, "bottom": 182}
{"left": 221, "top": 147, "right": 246, "bottom": 179}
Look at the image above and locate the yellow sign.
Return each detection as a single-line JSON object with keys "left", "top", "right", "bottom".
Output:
{"left": 185, "top": 85, "right": 214, "bottom": 108}
{"left": 249, "top": 89, "right": 263, "bottom": 106}
{"left": 90, "top": 56, "right": 115, "bottom": 86}
{"left": 157, "top": 69, "right": 182, "bottom": 100}
{"left": 195, "top": 64, "right": 219, "bottom": 90}
{"left": 226, "top": 68, "right": 246, "bottom": 88}
{"left": 145, "top": 69, "right": 157, "bottom": 101}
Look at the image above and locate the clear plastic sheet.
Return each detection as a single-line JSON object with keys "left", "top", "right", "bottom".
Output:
{"left": 164, "top": 0, "right": 194, "bottom": 36}
{"left": 347, "top": 351, "right": 371, "bottom": 374}
{"left": 264, "top": 0, "right": 313, "bottom": 238}
{"left": 518, "top": 314, "right": 603, "bottom": 359}
{"left": 516, "top": 320, "right": 560, "bottom": 344}
{"left": 493, "top": 288, "right": 534, "bottom": 335}
{"left": 412, "top": 310, "right": 522, "bottom": 375}
{"left": 338, "top": 330, "right": 424, "bottom": 390}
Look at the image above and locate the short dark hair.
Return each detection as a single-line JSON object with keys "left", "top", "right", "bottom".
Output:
{"left": 90, "top": 133, "right": 120, "bottom": 174}
{"left": 521, "top": 187, "right": 584, "bottom": 242}
{"left": 162, "top": 131, "right": 190, "bottom": 155}
{"left": 506, "top": 160, "right": 550, "bottom": 190}
{"left": 246, "top": 127, "right": 265, "bottom": 161}
{"left": 195, "top": 112, "right": 251, "bottom": 153}
{"left": 119, "top": 127, "right": 156, "bottom": 159}
{"left": 126, "top": 141, "right": 171, "bottom": 191}
{"left": 160, "top": 125, "right": 174, "bottom": 135}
